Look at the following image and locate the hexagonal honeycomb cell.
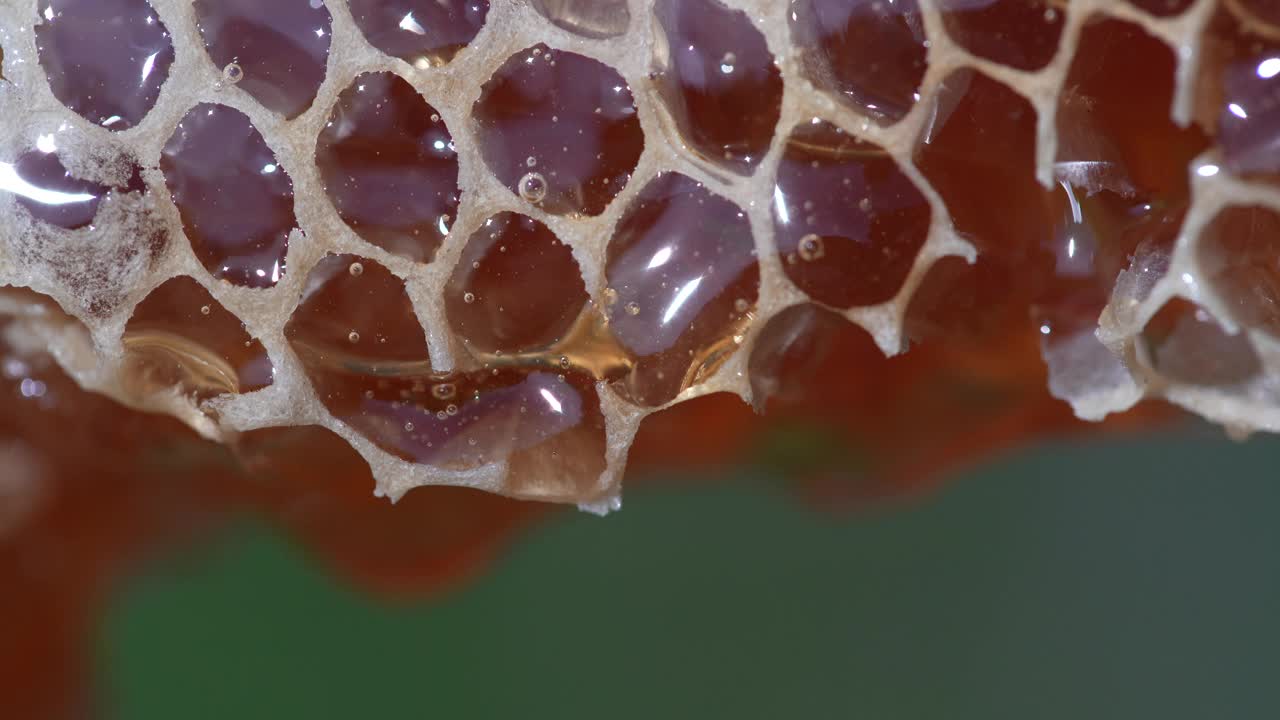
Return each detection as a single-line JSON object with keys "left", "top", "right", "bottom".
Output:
{"left": 122, "top": 275, "right": 273, "bottom": 401}
{"left": 348, "top": 0, "right": 488, "bottom": 68}
{"left": 193, "top": 0, "right": 332, "bottom": 119}
{"left": 472, "top": 43, "right": 644, "bottom": 217}
{"left": 531, "top": 0, "right": 629, "bottom": 39}
{"left": 35, "top": 0, "right": 175, "bottom": 130}
{"left": 8, "top": 0, "right": 1280, "bottom": 512}
{"left": 315, "top": 71, "right": 460, "bottom": 263}
{"left": 444, "top": 211, "right": 588, "bottom": 356}
{"left": 777, "top": 120, "right": 929, "bottom": 307}
{"left": 937, "top": 0, "right": 1064, "bottom": 72}
{"left": 651, "top": 0, "right": 782, "bottom": 173}
{"left": 605, "top": 171, "right": 758, "bottom": 406}
{"left": 788, "top": 0, "right": 929, "bottom": 125}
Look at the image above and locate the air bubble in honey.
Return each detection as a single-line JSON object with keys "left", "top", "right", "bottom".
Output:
{"left": 519, "top": 173, "right": 548, "bottom": 204}
{"left": 798, "top": 234, "right": 825, "bottom": 262}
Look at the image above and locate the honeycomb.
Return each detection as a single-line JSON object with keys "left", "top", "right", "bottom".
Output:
{"left": 0, "top": 0, "right": 1275, "bottom": 511}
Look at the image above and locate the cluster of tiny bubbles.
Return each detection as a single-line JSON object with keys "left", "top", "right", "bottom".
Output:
{"left": 798, "top": 234, "right": 825, "bottom": 262}
{"left": 625, "top": 301, "right": 641, "bottom": 316}
{"left": 348, "top": 262, "right": 363, "bottom": 277}
{"left": 518, "top": 172, "right": 548, "bottom": 203}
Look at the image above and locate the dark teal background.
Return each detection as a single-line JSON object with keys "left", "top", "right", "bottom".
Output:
{"left": 101, "top": 429, "right": 1280, "bottom": 718}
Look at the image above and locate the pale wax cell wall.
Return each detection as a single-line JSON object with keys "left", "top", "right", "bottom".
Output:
{"left": 0, "top": 0, "right": 1274, "bottom": 509}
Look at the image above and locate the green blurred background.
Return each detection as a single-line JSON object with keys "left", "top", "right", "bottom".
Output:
{"left": 100, "top": 428, "right": 1280, "bottom": 719}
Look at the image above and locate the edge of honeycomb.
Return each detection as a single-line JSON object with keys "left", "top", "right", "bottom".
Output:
{"left": 0, "top": 0, "right": 1260, "bottom": 511}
